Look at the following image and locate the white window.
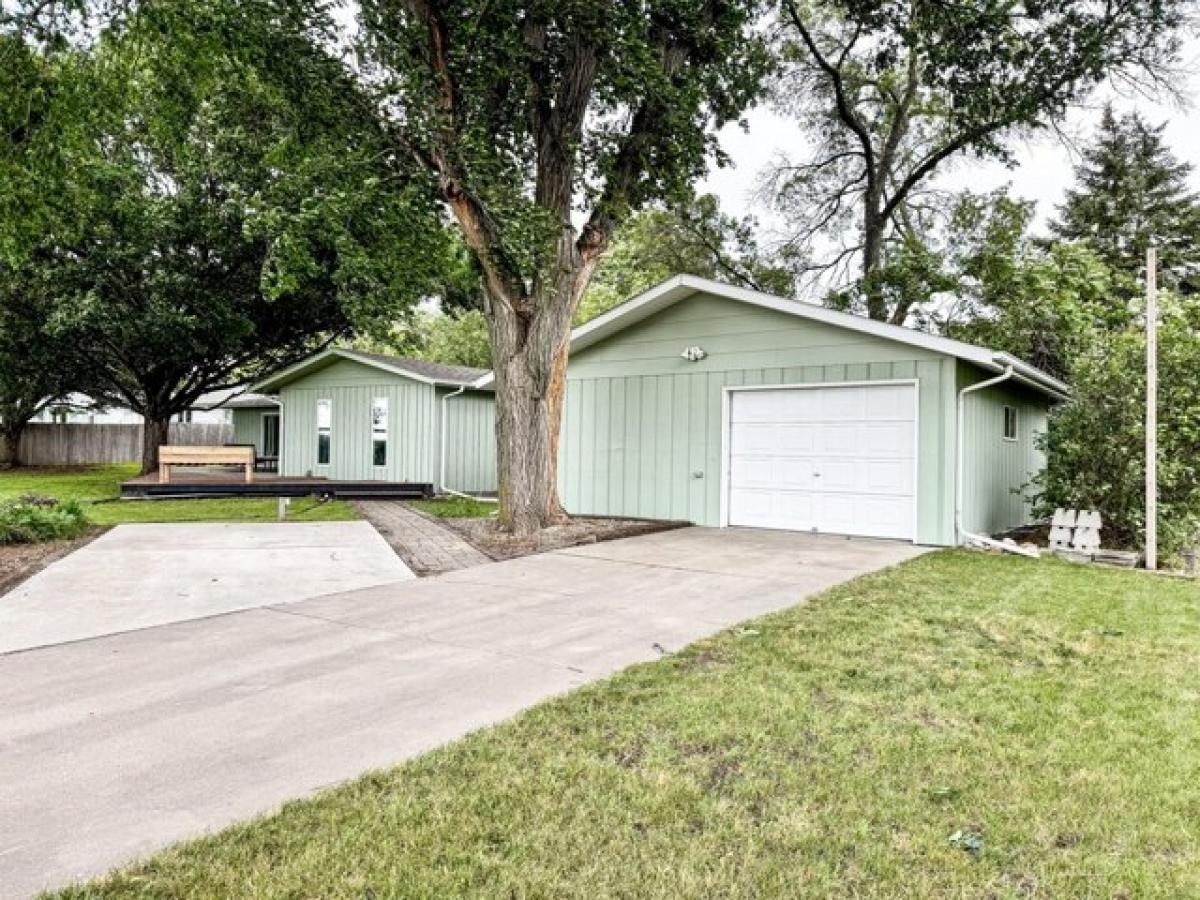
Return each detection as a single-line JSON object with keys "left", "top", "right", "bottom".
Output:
{"left": 1003, "top": 406, "right": 1018, "bottom": 441}
{"left": 371, "top": 397, "right": 388, "bottom": 467}
{"left": 316, "top": 399, "right": 332, "bottom": 465}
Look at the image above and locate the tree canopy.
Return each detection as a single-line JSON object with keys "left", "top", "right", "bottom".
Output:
{"left": 1052, "top": 105, "right": 1200, "bottom": 297}
{"left": 768, "top": 0, "right": 1188, "bottom": 323}
{"left": 577, "top": 194, "right": 796, "bottom": 323}
{"left": 3, "top": 0, "right": 451, "bottom": 470}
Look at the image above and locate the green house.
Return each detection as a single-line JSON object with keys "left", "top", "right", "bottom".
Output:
{"left": 544, "top": 275, "right": 1068, "bottom": 547}
{"left": 249, "top": 349, "right": 495, "bottom": 493}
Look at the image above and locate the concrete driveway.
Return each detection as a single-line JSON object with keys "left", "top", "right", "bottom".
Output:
{"left": 0, "top": 521, "right": 413, "bottom": 654}
{"left": 0, "top": 527, "right": 928, "bottom": 898}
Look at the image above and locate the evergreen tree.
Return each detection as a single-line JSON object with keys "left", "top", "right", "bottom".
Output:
{"left": 1053, "top": 105, "right": 1200, "bottom": 294}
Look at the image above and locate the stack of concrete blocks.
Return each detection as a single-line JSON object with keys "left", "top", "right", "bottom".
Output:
{"left": 1072, "top": 510, "right": 1103, "bottom": 553}
{"left": 1049, "top": 509, "right": 1076, "bottom": 551}
{"left": 1049, "top": 509, "right": 1137, "bottom": 566}
{"left": 1050, "top": 508, "right": 1104, "bottom": 559}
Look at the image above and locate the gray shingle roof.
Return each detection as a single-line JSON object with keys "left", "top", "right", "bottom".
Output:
{"left": 340, "top": 350, "right": 490, "bottom": 387}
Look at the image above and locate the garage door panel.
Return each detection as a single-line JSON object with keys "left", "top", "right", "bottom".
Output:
{"left": 864, "top": 459, "right": 913, "bottom": 493}
{"left": 778, "top": 425, "right": 816, "bottom": 454}
{"left": 821, "top": 387, "right": 866, "bottom": 420}
{"left": 731, "top": 391, "right": 787, "bottom": 423}
{"left": 864, "top": 384, "right": 915, "bottom": 418}
{"left": 730, "top": 456, "right": 775, "bottom": 488}
{"left": 861, "top": 422, "right": 915, "bottom": 457}
{"left": 730, "top": 423, "right": 774, "bottom": 453}
{"left": 729, "top": 488, "right": 816, "bottom": 531}
{"left": 816, "top": 460, "right": 856, "bottom": 492}
{"left": 819, "top": 424, "right": 857, "bottom": 454}
{"left": 777, "top": 458, "right": 814, "bottom": 490}
{"left": 855, "top": 496, "right": 913, "bottom": 539}
{"left": 728, "top": 384, "right": 916, "bottom": 540}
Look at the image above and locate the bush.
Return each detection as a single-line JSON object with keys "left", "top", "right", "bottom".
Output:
{"left": 0, "top": 495, "right": 91, "bottom": 545}
{"left": 1036, "top": 292, "right": 1200, "bottom": 558}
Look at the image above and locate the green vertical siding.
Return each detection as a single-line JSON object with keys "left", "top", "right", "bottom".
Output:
{"left": 231, "top": 408, "right": 264, "bottom": 454}
{"left": 561, "top": 292, "right": 961, "bottom": 545}
{"left": 957, "top": 363, "right": 1050, "bottom": 535}
{"left": 435, "top": 388, "right": 498, "bottom": 493}
{"left": 278, "top": 358, "right": 438, "bottom": 482}
{"left": 274, "top": 357, "right": 497, "bottom": 488}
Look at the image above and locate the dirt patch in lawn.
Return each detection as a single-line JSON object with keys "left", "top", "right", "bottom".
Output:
{"left": 442, "top": 515, "right": 687, "bottom": 562}
{"left": 0, "top": 529, "right": 104, "bottom": 597}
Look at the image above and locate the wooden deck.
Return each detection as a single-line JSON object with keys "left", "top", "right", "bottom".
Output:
{"left": 121, "top": 468, "right": 432, "bottom": 500}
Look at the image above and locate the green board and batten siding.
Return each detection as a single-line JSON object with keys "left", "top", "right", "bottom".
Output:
{"left": 435, "top": 388, "right": 497, "bottom": 493}
{"left": 957, "top": 363, "right": 1049, "bottom": 536}
{"left": 560, "top": 291, "right": 1049, "bottom": 546}
{"left": 274, "top": 357, "right": 496, "bottom": 490}
{"left": 231, "top": 407, "right": 276, "bottom": 457}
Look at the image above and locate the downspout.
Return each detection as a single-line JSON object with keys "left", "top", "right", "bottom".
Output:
{"left": 440, "top": 385, "right": 498, "bottom": 503}
{"left": 276, "top": 397, "right": 284, "bottom": 475}
{"left": 956, "top": 365, "right": 1039, "bottom": 558}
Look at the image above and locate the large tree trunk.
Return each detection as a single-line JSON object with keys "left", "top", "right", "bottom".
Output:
{"left": 1, "top": 423, "right": 23, "bottom": 468}
{"left": 140, "top": 416, "right": 171, "bottom": 475}
{"left": 486, "top": 236, "right": 601, "bottom": 536}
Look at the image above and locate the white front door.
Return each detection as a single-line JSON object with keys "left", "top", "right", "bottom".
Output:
{"left": 727, "top": 383, "right": 917, "bottom": 540}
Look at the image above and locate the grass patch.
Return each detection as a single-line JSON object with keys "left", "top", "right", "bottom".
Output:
{"left": 0, "top": 464, "right": 137, "bottom": 503}
{"left": 87, "top": 496, "right": 355, "bottom": 524}
{"left": 409, "top": 495, "right": 496, "bottom": 519}
{"left": 49, "top": 553, "right": 1200, "bottom": 898}
{"left": 0, "top": 465, "right": 356, "bottom": 524}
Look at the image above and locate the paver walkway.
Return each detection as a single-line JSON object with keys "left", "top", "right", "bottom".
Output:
{"left": 355, "top": 500, "right": 490, "bottom": 576}
{"left": 0, "top": 527, "right": 930, "bottom": 898}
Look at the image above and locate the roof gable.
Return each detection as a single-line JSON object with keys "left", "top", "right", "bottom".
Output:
{"left": 253, "top": 348, "right": 491, "bottom": 393}
{"left": 562, "top": 275, "right": 1068, "bottom": 399}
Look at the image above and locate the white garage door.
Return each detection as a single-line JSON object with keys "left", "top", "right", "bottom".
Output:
{"left": 727, "top": 383, "right": 917, "bottom": 540}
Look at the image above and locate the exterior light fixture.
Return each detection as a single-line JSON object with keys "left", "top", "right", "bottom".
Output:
{"left": 680, "top": 346, "right": 707, "bottom": 362}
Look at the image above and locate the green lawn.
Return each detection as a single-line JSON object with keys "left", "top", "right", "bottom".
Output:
{"left": 409, "top": 495, "right": 497, "bottom": 519}
{"left": 50, "top": 553, "right": 1200, "bottom": 899}
{"left": 0, "top": 465, "right": 356, "bottom": 525}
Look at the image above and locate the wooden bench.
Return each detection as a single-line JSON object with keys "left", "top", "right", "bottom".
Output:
{"left": 158, "top": 445, "right": 256, "bottom": 484}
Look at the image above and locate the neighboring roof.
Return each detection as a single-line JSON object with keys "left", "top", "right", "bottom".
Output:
{"left": 217, "top": 391, "right": 280, "bottom": 410}
{"left": 190, "top": 387, "right": 270, "bottom": 410}
{"left": 477, "top": 274, "right": 1069, "bottom": 400}
{"left": 252, "top": 348, "right": 492, "bottom": 393}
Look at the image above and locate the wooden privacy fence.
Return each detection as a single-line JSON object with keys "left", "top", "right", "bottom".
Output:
{"left": 0, "top": 423, "right": 234, "bottom": 466}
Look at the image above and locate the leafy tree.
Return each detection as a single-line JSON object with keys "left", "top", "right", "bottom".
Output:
{"left": 357, "top": 308, "right": 492, "bottom": 369}
{"left": 768, "top": 0, "right": 1187, "bottom": 323}
{"left": 886, "top": 189, "right": 1134, "bottom": 381}
{"left": 0, "top": 263, "right": 77, "bottom": 465}
{"left": 577, "top": 194, "right": 796, "bottom": 323}
{"left": 1036, "top": 291, "right": 1200, "bottom": 557}
{"left": 949, "top": 241, "right": 1132, "bottom": 383}
{"left": 356, "top": 0, "right": 770, "bottom": 534}
{"left": 9, "top": 1, "right": 447, "bottom": 472}
{"left": 1052, "top": 105, "right": 1200, "bottom": 296}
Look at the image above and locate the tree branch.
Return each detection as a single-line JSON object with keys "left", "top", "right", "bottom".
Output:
{"left": 782, "top": 0, "right": 876, "bottom": 191}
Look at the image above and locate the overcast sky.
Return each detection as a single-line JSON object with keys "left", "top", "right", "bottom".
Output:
{"left": 698, "top": 37, "right": 1200, "bottom": 245}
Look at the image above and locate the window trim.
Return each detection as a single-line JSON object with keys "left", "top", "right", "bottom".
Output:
{"left": 1002, "top": 405, "right": 1019, "bottom": 442}
{"left": 371, "top": 396, "right": 388, "bottom": 468}
{"left": 316, "top": 399, "right": 332, "bottom": 466}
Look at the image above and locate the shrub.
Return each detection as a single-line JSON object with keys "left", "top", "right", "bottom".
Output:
{"left": 1036, "top": 292, "right": 1200, "bottom": 558}
{"left": 0, "top": 496, "right": 91, "bottom": 545}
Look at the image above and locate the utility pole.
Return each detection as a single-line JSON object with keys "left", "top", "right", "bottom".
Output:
{"left": 1145, "top": 246, "right": 1158, "bottom": 571}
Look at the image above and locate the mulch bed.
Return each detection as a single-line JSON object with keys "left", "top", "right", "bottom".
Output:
{"left": 441, "top": 515, "right": 687, "bottom": 562}
{"left": 0, "top": 529, "right": 104, "bottom": 597}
